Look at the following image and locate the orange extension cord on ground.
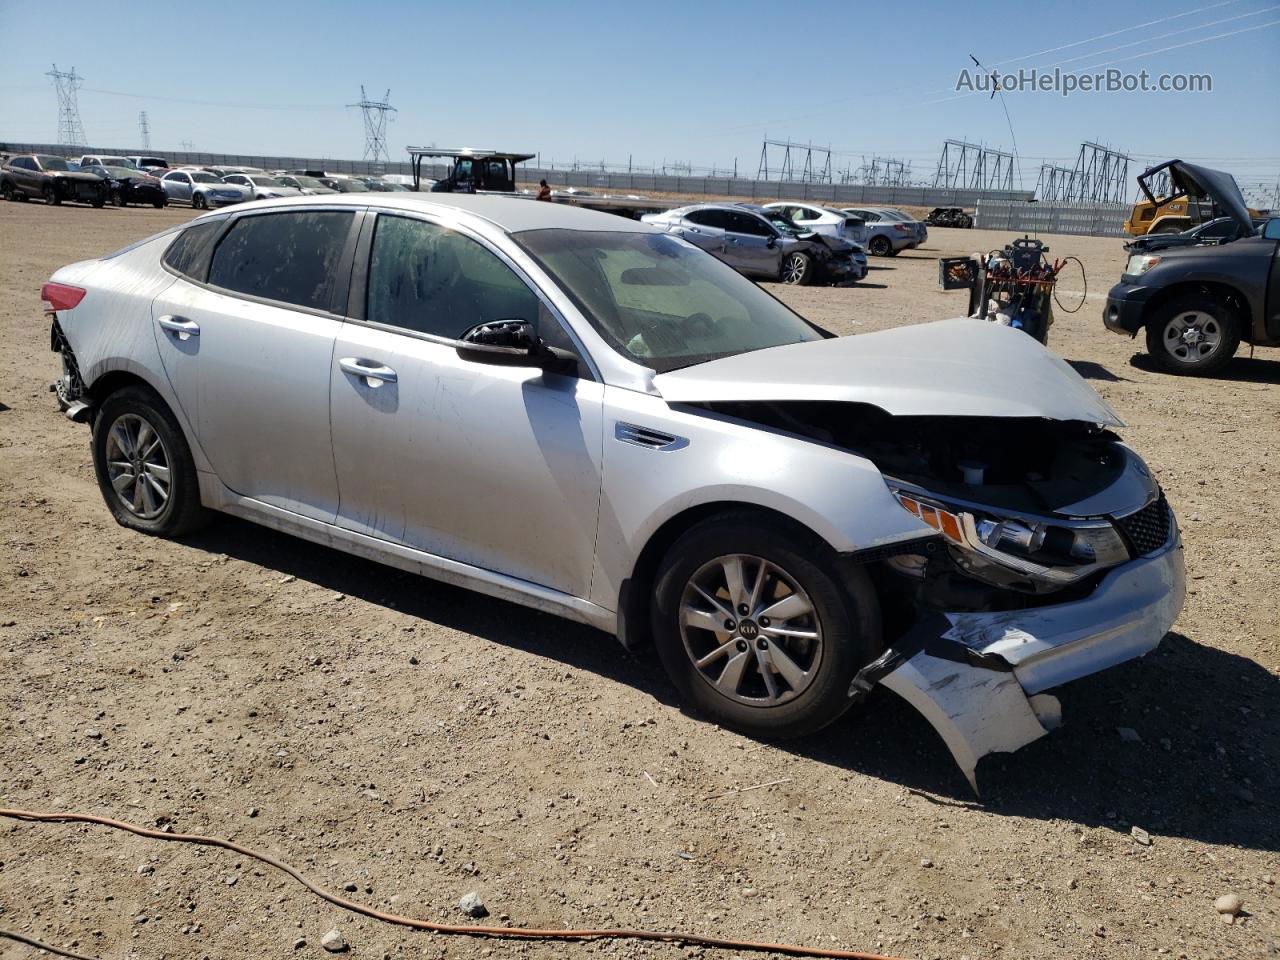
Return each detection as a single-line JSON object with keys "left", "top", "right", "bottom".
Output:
{"left": 0, "top": 808, "right": 907, "bottom": 960}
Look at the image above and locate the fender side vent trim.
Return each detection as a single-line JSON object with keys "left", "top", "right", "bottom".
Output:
{"left": 615, "top": 422, "right": 688, "bottom": 452}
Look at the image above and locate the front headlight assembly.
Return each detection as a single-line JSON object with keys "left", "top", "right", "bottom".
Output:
{"left": 893, "top": 489, "right": 1131, "bottom": 591}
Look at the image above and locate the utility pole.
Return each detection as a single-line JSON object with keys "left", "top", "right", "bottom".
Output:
{"left": 347, "top": 86, "right": 396, "bottom": 166}
{"left": 46, "top": 64, "right": 87, "bottom": 147}
{"left": 180, "top": 140, "right": 195, "bottom": 152}
{"left": 138, "top": 112, "right": 151, "bottom": 151}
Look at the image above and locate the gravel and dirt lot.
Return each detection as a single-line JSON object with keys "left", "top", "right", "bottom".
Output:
{"left": 1, "top": 201, "right": 1277, "bottom": 960}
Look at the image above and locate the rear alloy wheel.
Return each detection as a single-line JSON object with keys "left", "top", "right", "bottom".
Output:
{"left": 44, "top": 184, "right": 61, "bottom": 206}
{"left": 112, "top": 189, "right": 126, "bottom": 207}
{"left": 1, "top": 182, "right": 13, "bottom": 202}
{"left": 192, "top": 192, "right": 208, "bottom": 210}
{"left": 652, "top": 513, "right": 881, "bottom": 739}
{"left": 868, "top": 235, "right": 891, "bottom": 257}
{"left": 781, "top": 252, "right": 812, "bottom": 285}
{"left": 1145, "top": 296, "right": 1240, "bottom": 376}
{"left": 91, "top": 386, "right": 211, "bottom": 537}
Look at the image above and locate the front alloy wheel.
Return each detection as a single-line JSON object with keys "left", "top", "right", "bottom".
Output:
{"left": 651, "top": 512, "right": 881, "bottom": 740}
{"left": 781, "top": 252, "right": 812, "bottom": 285}
{"left": 192, "top": 192, "right": 208, "bottom": 210}
{"left": 680, "top": 555, "right": 822, "bottom": 706}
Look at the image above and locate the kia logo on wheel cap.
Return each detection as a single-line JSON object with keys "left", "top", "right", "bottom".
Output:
{"left": 738, "top": 620, "right": 759, "bottom": 639}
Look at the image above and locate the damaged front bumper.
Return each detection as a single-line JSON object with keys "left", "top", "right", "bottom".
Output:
{"left": 860, "top": 535, "right": 1185, "bottom": 792}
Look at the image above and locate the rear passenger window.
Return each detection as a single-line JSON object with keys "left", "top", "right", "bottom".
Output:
{"left": 208, "top": 211, "right": 354, "bottom": 311}
{"left": 365, "top": 214, "right": 542, "bottom": 340}
{"left": 162, "top": 218, "right": 225, "bottom": 281}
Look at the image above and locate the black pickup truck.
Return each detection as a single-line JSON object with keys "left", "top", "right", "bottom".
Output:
{"left": 1104, "top": 160, "right": 1279, "bottom": 375}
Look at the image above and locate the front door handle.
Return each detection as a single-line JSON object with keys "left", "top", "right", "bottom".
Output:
{"left": 157, "top": 315, "right": 200, "bottom": 340}
{"left": 339, "top": 357, "right": 398, "bottom": 386}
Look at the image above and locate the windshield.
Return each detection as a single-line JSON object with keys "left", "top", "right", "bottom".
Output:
{"left": 763, "top": 214, "right": 806, "bottom": 238}
{"left": 250, "top": 176, "right": 284, "bottom": 186}
{"left": 138, "top": 157, "right": 166, "bottom": 167}
{"left": 103, "top": 166, "right": 139, "bottom": 177}
{"left": 335, "top": 179, "right": 370, "bottom": 192}
{"left": 191, "top": 173, "right": 222, "bottom": 183}
{"left": 294, "top": 176, "right": 325, "bottom": 188}
{"left": 517, "top": 230, "right": 825, "bottom": 373}
{"left": 38, "top": 156, "right": 71, "bottom": 171}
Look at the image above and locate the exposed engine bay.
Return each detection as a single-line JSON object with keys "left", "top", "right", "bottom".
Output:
{"left": 699, "top": 400, "right": 1125, "bottom": 514}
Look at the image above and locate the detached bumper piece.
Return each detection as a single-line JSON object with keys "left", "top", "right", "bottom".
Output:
{"left": 857, "top": 541, "right": 1185, "bottom": 792}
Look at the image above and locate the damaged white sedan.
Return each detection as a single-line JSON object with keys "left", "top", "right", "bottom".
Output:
{"left": 43, "top": 194, "right": 1184, "bottom": 790}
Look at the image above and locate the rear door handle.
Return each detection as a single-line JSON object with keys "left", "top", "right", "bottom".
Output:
{"left": 339, "top": 357, "right": 398, "bottom": 386}
{"left": 157, "top": 315, "right": 200, "bottom": 340}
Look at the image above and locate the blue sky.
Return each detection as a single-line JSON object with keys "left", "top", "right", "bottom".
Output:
{"left": 1, "top": 0, "right": 1276, "bottom": 193}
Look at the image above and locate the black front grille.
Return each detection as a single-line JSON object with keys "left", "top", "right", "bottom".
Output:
{"left": 1115, "top": 492, "right": 1172, "bottom": 556}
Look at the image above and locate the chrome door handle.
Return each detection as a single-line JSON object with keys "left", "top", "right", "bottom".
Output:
{"left": 157, "top": 315, "right": 200, "bottom": 340}
{"left": 339, "top": 357, "right": 398, "bottom": 385}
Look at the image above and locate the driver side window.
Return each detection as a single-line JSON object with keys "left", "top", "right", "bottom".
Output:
{"left": 365, "top": 214, "right": 544, "bottom": 341}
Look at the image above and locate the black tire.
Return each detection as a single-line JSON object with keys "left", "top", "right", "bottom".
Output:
{"left": 91, "top": 384, "right": 211, "bottom": 537}
{"left": 153, "top": 199, "right": 166, "bottom": 209}
{"left": 91, "top": 194, "right": 106, "bottom": 209}
{"left": 1, "top": 181, "right": 13, "bottom": 202}
{"left": 651, "top": 512, "right": 882, "bottom": 740}
{"left": 780, "top": 251, "right": 813, "bottom": 285}
{"left": 112, "top": 189, "right": 126, "bottom": 207}
{"left": 1151, "top": 222, "right": 1184, "bottom": 236}
{"left": 868, "top": 235, "right": 891, "bottom": 257}
{"left": 1144, "top": 294, "right": 1241, "bottom": 376}
{"left": 192, "top": 192, "right": 208, "bottom": 210}
{"left": 44, "top": 184, "right": 61, "bottom": 206}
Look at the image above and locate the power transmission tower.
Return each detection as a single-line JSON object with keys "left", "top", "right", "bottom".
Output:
{"left": 138, "top": 112, "right": 151, "bottom": 151}
{"left": 46, "top": 64, "right": 87, "bottom": 147}
{"left": 1035, "top": 163, "right": 1076, "bottom": 201}
{"left": 933, "top": 140, "right": 1014, "bottom": 192}
{"left": 347, "top": 86, "right": 396, "bottom": 166}
{"left": 1067, "top": 142, "right": 1130, "bottom": 203}
{"left": 756, "top": 138, "right": 832, "bottom": 183}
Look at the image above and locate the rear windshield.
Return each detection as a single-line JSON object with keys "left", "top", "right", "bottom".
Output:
{"left": 517, "top": 229, "right": 825, "bottom": 373}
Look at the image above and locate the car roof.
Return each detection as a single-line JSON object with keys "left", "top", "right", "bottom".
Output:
{"left": 205, "top": 192, "right": 656, "bottom": 235}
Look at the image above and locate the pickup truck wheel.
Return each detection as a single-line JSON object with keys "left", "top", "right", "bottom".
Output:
{"left": 44, "top": 184, "right": 61, "bottom": 206}
{"left": 1145, "top": 295, "right": 1241, "bottom": 376}
{"left": 651, "top": 512, "right": 881, "bottom": 740}
{"left": 91, "top": 385, "right": 211, "bottom": 537}
{"left": 780, "top": 252, "right": 813, "bottom": 285}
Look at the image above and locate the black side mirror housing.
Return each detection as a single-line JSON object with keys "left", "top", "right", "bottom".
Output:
{"left": 766, "top": 236, "right": 777, "bottom": 248}
{"left": 455, "top": 319, "right": 576, "bottom": 374}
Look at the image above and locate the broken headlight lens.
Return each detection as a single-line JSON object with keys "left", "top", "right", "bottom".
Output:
{"left": 895, "top": 491, "right": 1131, "bottom": 583}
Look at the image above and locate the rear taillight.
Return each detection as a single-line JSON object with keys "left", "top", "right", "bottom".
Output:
{"left": 893, "top": 224, "right": 911, "bottom": 233}
{"left": 41, "top": 282, "right": 86, "bottom": 312}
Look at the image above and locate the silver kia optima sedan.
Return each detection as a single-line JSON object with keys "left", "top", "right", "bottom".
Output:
{"left": 42, "top": 194, "right": 1184, "bottom": 790}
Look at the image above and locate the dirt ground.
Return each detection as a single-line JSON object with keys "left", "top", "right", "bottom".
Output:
{"left": 1, "top": 200, "right": 1277, "bottom": 960}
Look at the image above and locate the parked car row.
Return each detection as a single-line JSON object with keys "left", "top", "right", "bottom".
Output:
{"left": 0, "top": 152, "right": 413, "bottom": 211}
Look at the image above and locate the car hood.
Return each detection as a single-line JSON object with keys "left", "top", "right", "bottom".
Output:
{"left": 1140, "top": 159, "right": 1254, "bottom": 236}
{"left": 654, "top": 318, "right": 1124, "bottom": 426}
{"left": 55, "top": 171, "right": 106, "bottom": 182}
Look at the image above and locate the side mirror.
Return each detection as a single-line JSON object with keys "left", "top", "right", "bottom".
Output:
{"left": 455, "top": 319, "right": 576, "bottom": 374}
{"left": 767, "top": 236, "right": 777, "bottom": 248}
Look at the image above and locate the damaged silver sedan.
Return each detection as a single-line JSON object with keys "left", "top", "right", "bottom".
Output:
{"left": 44, "top": 194, "right": 1183, "bottom": 790}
